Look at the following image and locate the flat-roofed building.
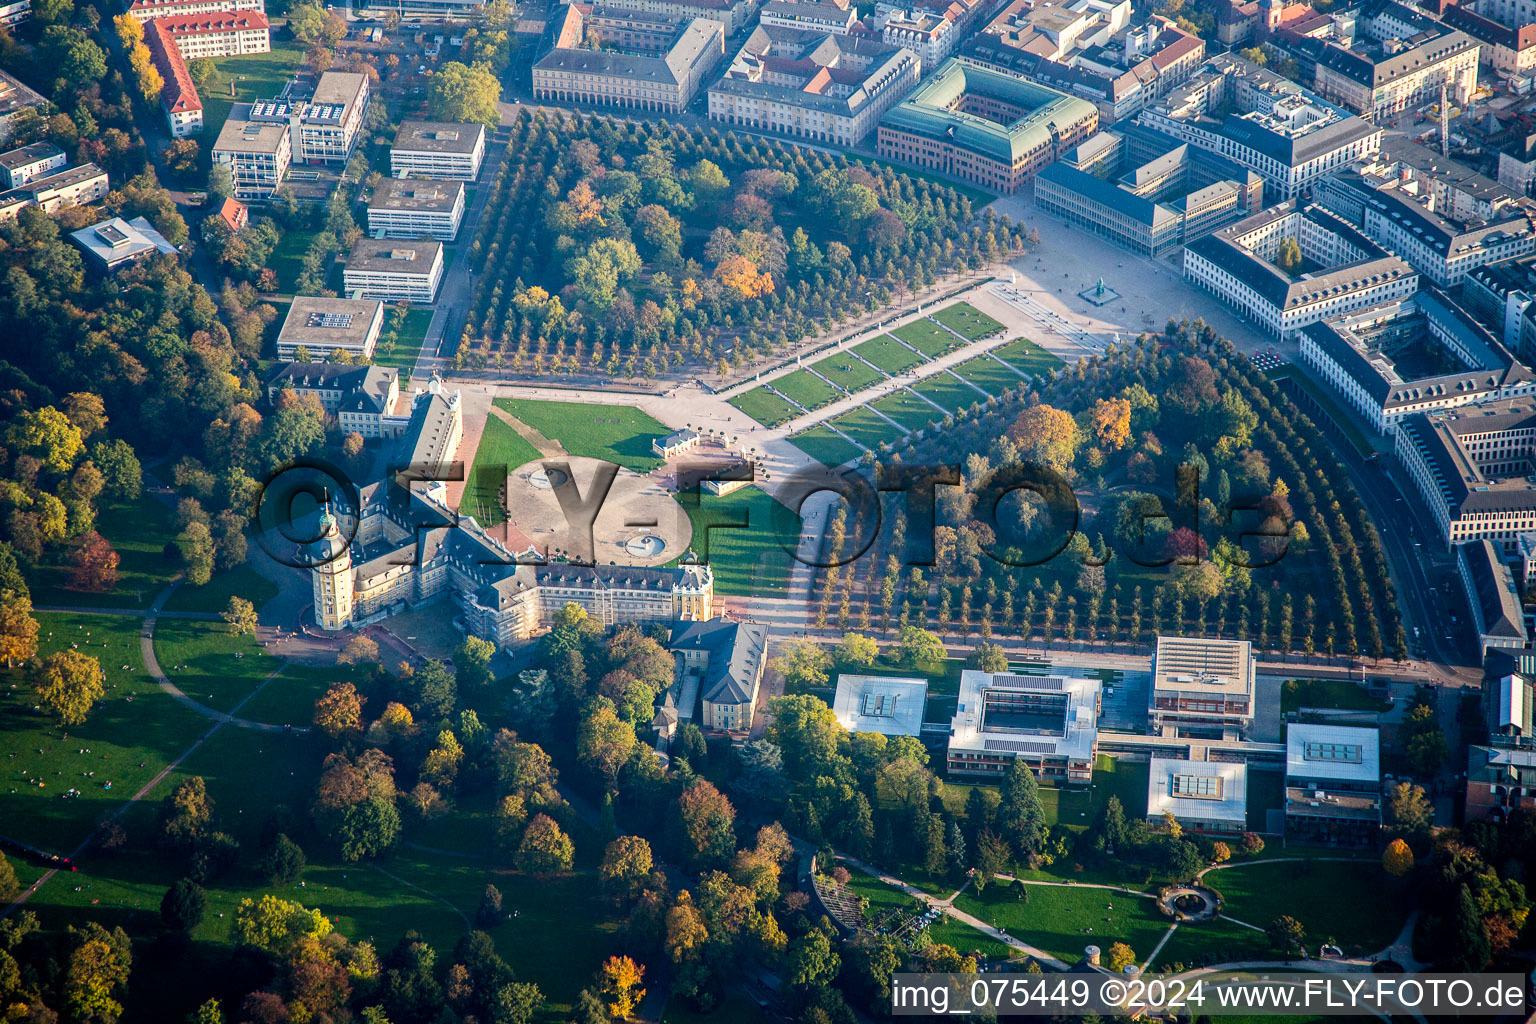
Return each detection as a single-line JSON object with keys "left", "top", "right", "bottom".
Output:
{"left": 1149, "top": 635, "right": 1255, "bottom": 739}
{"left": 0, "top": 140, "right": 64, "bottom": 189}
{"left": 342, "top": 238, "right": 444, "bottom": 303}
{"left": 292, "top": 71, "right": 370, "bottom": 165}
{"left": 69, "top": 215, "right": 179, "bottom": 272}
{"left": 0, "top": 0, "right": 30, "bottom": 26}
{"left": 213, "top": 104, "right": 292, "bottom": 199}
{"left": 0, "top": 69, "right": 48, "bottom": 145}
{"left": 391, "top": 121, "right": 486, "bottom": 181}
{"left": 1482, "top": 650, "right": 1536, "bottom": 749}
{"left": 276, "top": 297, "right": 385, "bottom": 361}
{"left": 1284, "top": 723, "right": 1380, "bottom": 846}
{"left": 15, "top": 162, "right": 109, "bottom": 212}
{"left": 948, "top": 668, "right": 1101, "bottom": 783}
{"left": 367, "top": 178, "right": 465, "bottom": 240}
{"left": 534, "top": 6, "right": 727, "bottom": 113}
{"left": 1146, "top": 755, "right": 1247, "bottom": 832}
{"left": 877, "top": 58, "right": 1100, "bottom": 193}
{"left": 1183, "top": 200, "right": 1418, "bottom": 340}
{"left": 833, "top": 674, "right": 928, "bottom": 736}
{"left": 707, "top": 25, "right": 920, "bottom": 147}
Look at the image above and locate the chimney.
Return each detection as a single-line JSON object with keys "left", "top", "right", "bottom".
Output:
{"left": 1084, "top": 945, "right": 1101, "bottom": 965}
{"left": 1123, "top": 964, "right": 1141, "bottom": 978}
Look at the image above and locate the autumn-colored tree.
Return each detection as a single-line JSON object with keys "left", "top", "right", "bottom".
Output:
{"left": 314, "top": 681, "right": 366, "bottom": 739}
{"left": 69, "top": 532, "right": 120, "bottom": 592}
{"left": 596, "top": 955, "right": 646, "bottom": 1020}
{"left": 673, "top": 779, "right": 737, "bottom": 869}
{"left": 713, "top": 255, "right": 774, "bottom": 298}
{"left": 1007, "top": 403, "right": 1078, "bottom": 472}
{"left": 665, "top": 890, "right": 708, "bottom": 964}
{"left": 599, "top": 835, "right": 654, "bottom": 899}
{"left": 1090, "top": 397, "right": 1132, "bottom": 451}
{"left": 516, "top": 813, "right": 574, "bottom": 877}
{"left": 222, "top": 595, "right": 258, "bottom": 635}
{"left": 0, "top": 588, "right": 39, "bottom": 668}
{"left": 1382, "top": 837, "right": 1414, "bottom": 876}
{"left": 577, "top": 702, "right": 636, "bottom": 791}
{"left": 1210, "top": 841, "right": 1232, "bottom": 863}
{"left": 32, "top": 649, "right": 104, "bottom": 726}
{"left": 1105, "top": 942, "right": 1136, "bottom": 972}
{"left": 337, "top": 635, "right": 379, "bottom": 666}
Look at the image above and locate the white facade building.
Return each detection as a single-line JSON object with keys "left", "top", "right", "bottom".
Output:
{"left": 342, "top": 238, "right": 445, "bottom": 303}
{"left": 367, "top": 178, "right": 466, "bottom": 241}
{"left": 390, "top": 121, "right": 486, "bottom": 181}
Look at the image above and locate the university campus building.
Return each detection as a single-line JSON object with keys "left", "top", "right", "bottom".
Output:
{"left": 141, "top": 9, "right": 271, "bottom": 139}
{"left": 1284, "top": 723, "right": 1381, "bottom": 847}
{"left": 706, "top": 25, "right": 919, "bottom": 147}
{"left": 342, "top": 238, "right": 445, "bottom": 304}
{"left": 367, "top": 178, "right": 466, "bottom": 241}
{"left": 265, "top": 362, "right": 404, "bottom": 439}
{"left": 876, "top": 57, "right": 1100, "bottom": 193}
{"left": 390, "top": 121, "right": 487, "bottom": 182}
{"left": 1146, "top": 755, "right": 1248, "bottom": 833}
{"left": 275, "top": 297, "right": 385, "bottom": 362}
{"left": 946, "top": 668, "right": 1102, "bottom": 783}
{"left": 212, "top": 72, "right": 371, "bottom": 198}
{"left": 1149, "top": 635, "right": 1256, "bottom": 740}
{"left": 533, "top": 5, "right": 727, "bottom": 114}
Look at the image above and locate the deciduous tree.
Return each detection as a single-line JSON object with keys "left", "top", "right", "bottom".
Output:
{"left": 32, "top": 649, "right": 103, "bottom": 725}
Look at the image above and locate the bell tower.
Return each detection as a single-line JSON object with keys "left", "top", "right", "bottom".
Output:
{"left": 307, "top": 497, "right": 353, "bottom": 632}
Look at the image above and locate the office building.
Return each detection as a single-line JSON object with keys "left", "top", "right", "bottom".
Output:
{"left": 69, "top": 216, "right": 179, "bottom": 272}
{"left": 1149, "top": 635, "right": 1256, "bottom": 740}
{"left": 391, "top": 121, "right": 486, "bottom": 181}
{"left": 1284, "top": 723, "right": 1381, "bottom": 846}
{"left": 212, "top": 104, "right": 292, "bottom": 200}
{"left": 1458, "top": 538, "right": 1529, "bottom": 659}
{"left": 292, "top": 72, "right": 370, "bottom": 165}
{"left": 947, "top": 668, "right": 1102, "bottom": 783}
{"left": 1438, "top": 0, "right": 1536, "bottom": 79}
{"left": 367, "top": 178, "right": 466, "bottom": 241}
{"left": 1146, "top": 755, "right": 1248, "bottom": 833}
{"left": 759, "top": 0, "right": 858, "bottom": 34}
{"left": 1466, "top": 744, "right": 1536, "bottom": 821}
{"left": 1483, "top": 650, "right": 1536, "bottom": 749}
{"left": 875, "top": 0, "right": 991, "bottom": 67}
{"left": 342, "top": 238, "right": 445, "bottom": 303}
{"left": 276, "top": 297, "right": 385, "bottom": 361}
{"left": 832, "top": 675, "right": 928, "bottom": 736}
{"left": 707, "top": 25, "right": 920, "bottom": 147}
{"left": 534, "top": 6, "right": 726, "bottom": 113}
{"left": 600, "top": 0, "right": 758, "bottom": 33}
{"left": 877, "top": 58, "right": 1099, "bottom": 194}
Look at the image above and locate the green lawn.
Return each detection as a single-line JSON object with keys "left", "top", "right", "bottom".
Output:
{"left": 828, "top": 406, "right": 902, "bottom": 453}
{"left": 151, "top": 618, "right": 279, "bottom": 714}
{"left": 807, "top": 351, "right": 885, "bottom": 393}
{"left": 232, "top": 661, "right": 369, "bottom": 729}
{"left": 463, "top": 414, "right": 544, "bottom": 527}
{"left": 0, "top": 613, "right": 210, "bottom": 852}
{"left": 871, "top": 390, "right": 943, "bottom": 433}
{"left": 162, "top": 564, "right": 279, "bottom": 615}
{"left": 1206, "top": 860, "right": 1403, "bottom": 953}
{"left": 931, "top": 301, "right": 1005, "bottom": 341}
{"left": 844, "top": 869, "right": 1014, "bottom": 959}
{"left": 1152, "top": 916, "right": 1270, "bottom": 970}
{"left": 771, "top": 370, "right": 841, "bottom": 412}
{"left": 727, "top": 387, "right": 802, "bottom": 428}
{"left": 675, "top": 485, "right": 797, "bottom": 598}
{"left": 948, "top": 355, "right": 1023, "bottom": 397}
{"left": 493, "top": 398, "right": 668, "bottom": 472}
{"left": 198, "top": 44, "right": 305, "bottom": 149}
{"left": 852, "top": 335, "right": 926, "bottom": 374}
{"left": 892, "top": 318, "right": 962, "bottom": 357}
{"left": 29, "top": 496, "right": 179, "bottom": 610}
{"left": 790, "top": 425, "right": 865, "bottom": 467}
{"left": 1280, "top": 679, "right": 1392, "bottom": 713}
{"left": 267, "top": 227, "right": 319, "bottom": 296}
{"left": 911, "top": 371, "right": 986, "bottom": 415}
{"left": 954, "top": 884, "right": 1171, "bottom": 964}
{"left": 992, "top": 337, "right": 1065, "bottom": 379}
{"left": 374, "top": 308, "right": 436, "bottom": 376}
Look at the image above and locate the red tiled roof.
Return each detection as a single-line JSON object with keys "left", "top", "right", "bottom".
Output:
{"left": 219, "top": 197, "right": 247, "bottom": 231}
{"left": 145, "top": 20, "right": 202, "bottom": 115}
{"left": 152, "top": 10, "right": 270, "bottom": 33}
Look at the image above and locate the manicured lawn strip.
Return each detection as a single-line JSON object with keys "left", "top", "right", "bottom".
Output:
{"left": 771, "top": 369, "right": 841, "bottom": 411}
{"left": 727, "top": 387, "right": 802, "bottom": 427}
{"left": 829, "top": 406, "right": 901, "bottom": 453}
{"left": 1244, "top": 769, "right": 1283, "bottom": 833}
{"left": 163, "top": 564, "right": 279, "bottom": 614}
{"left": 151, "top": 618, "right": 279, "bottom": 714}
{"left": 929, "top": 913, "right": 1018, "bottom": 961}
{"left": 1152, "top": 915, "right": 1270, "bottom": 969}
{"left": 675, "top": 485, "right": 797, "bottom": 598}
{"left": 852, "top": 335, "right": 926, "bottom": 373}
{"left": 892, "top": 318, "right": 961, "bottom": 357}
{"left": 950, "top": 355, "right": 1025, "bottom": 396}
{"left": 29, "top": 496, "right": 179, "bottom": 610}
{"left": 0, "top": 613, "right": 209, "bottom": 852}
{"left": 992, "top": 337, "right": 1064, "bottom": 379}
{"left": 493, "top": 398, "right": 668, "bottom": 472}
{"left": 871, "top": 390, "right": 943, "bottom": 433}
{"left": 267, "top": 227, "right": 319, "bottom": 296}
{"left": 953, "top": 883, "right": 1170, "bottom": 964}
{"left": 911, "top": 371, "right": 986, "bottom": 415}
{"left": 1206, "top": 860, "right": 1401, "bottom": 953}
{"left": 808, "top": 351, "right": 885, "bottom": 393}
{"left": 1281, "top": 678, "right": 1392, "bottom": 713}
{"left": 932, "top": 301, "right": 1005, "bottom": 340}
{"left": 790, "top": 425, "right": 864, "bottom": 467}
{"left": 374, "top": 307, "right": 436, "bottom": 375}
{"left": 463, "top": 414, "right": 544, "bottom": 527}
{"left": 843, "top": 868, "right": 1014, "bottom": 959}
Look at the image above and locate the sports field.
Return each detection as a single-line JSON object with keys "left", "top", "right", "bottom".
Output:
{"left": 852, "top": 335, "right": 926, "bottom": 374}
{"left": 992, "top": 337, "right": 1064, "bottom": 379}
{"left": 911, "top": 371, "right": 986, "bottom": 414}
{"left": 790, "top": 426, "right": 864, "bottom": 467}
{"left": 871, "top": 390, "right": 942, "bottom": 433}
{"left": 494, "top": 398, "right": 667, "bottom": 472}
{"left": 463, "top": 414, "right": 543, "bottom": 527}
{"left": 727, "top": 387, "right": 801, "bottom": 427}
{"left": 892, "top": 318, "right": 962, "bottom": 357}
{"left": 771, "top": 369, "right": 841, "bottom": 411}
{"left": 808, "top": 352, "right": 884, "bottom": 393}
{"left": 949, "top": 355, "right": 1025, "bottom": 396}
{"left": 932, "top": 301, "right": 1005, "bottom": 340}
{"left": 830, "top": 406, "right": 901, "bottom": 453}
